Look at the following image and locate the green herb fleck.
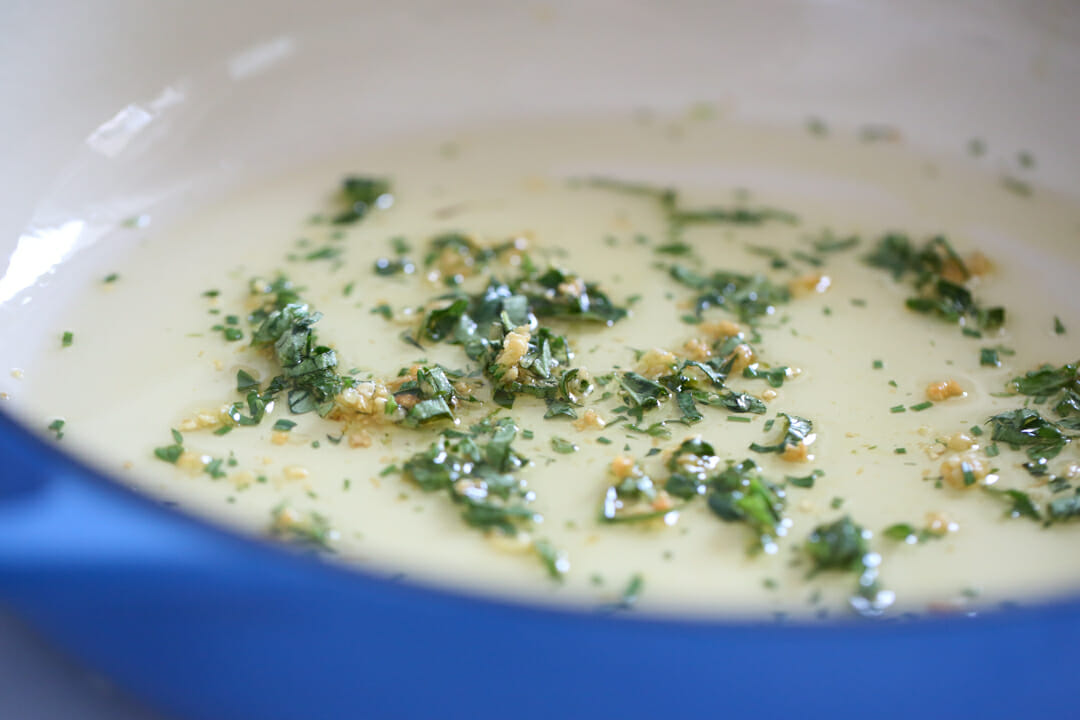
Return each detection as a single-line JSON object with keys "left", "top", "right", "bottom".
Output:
{"left": 805, "top": 516, "right": 892, "bottom": 615}
{"left": 550, "top": 436, "right": 578, "bottom": 454}
{"left": 270, "top": 504, "right": 337, "bottom": 551}
{"left": 786, "top": 469, "right": 823, "bottom": 489}
{"left": 331, "top": 176, "right": 393, "bottom": 225}
{"left": 47, "top": 419, "right": 65, "bottom": 440}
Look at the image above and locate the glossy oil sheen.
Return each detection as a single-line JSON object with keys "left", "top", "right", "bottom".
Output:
{"left": 2, "top": 115, "right": 1079, "bottom": 618}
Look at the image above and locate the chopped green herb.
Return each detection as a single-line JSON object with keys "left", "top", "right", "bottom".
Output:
{"left": 370, "top": 303, "right": 393, "bottom": 320}
{"left": 331, "top": 176, "right": 392, "bottom": 225}
{"left": 786, "top": 469, "right": 823, "bottom": 489}
{"left": 103, "top": 273, "right": 119, "bottom": 283}
{"left": 890, "top": 405, "right": 906, "bottom": 413}
{"left": 750, "top": 413, "right": 813, "bottom": 455}
{"left": 400, "top": 419, "right": 559, "bottom": 577}
{"left": 984, "top": 487, "right": 1041, "bottom": 521}
{"left": 980, "top": 347, "right": 1001, "bottom": 367}
{"left": 550, "top": 436, "right": 578, "bottom": 454}
{"left": 668, "top": 263, "right": 792, "bottom": 323}
{"left": 270, "top": 504, "right": 337, "bottom": 551}
{"left": 534, "top": 539, "right": 569, "bottom": 580}
{"left": 153, "top": 428, "right": 184, "bottom": 463}
{"left": 1054, "top": 316, "right": 1066, "bottom": 335}
{"left": 61, "top": 331, "right": 73, "bottom": 348}
{"left": 804, "top": 516, "right": 892, "bottom": 615}
{"left": 872, "top": 360, "right": 884, "bottom": 370}
{"left": 910, "top": 401, "right": 933, "bottom": 412}
{"left": 618, "top": 573, "right": 645, "bottom": 609}
{"left": 655, "top": 241, "right": 694, "bottom": 256}
{"left": 236, "top": 369, "right": 259, "bottom": 392}
{"left": 1048, "top": 495, "right": 1080, "bottom": 522}
{"left": 1002, "top": 176, "right": 1031, "bottom": 197}
{"left": 864, "top": 234, "right": 1005, "bottom": 335}
{"left": 47, "top": 419, "right": 65, "bottom": 440}
{"left": 806, "top": 117, "right": 828, "bottom": 136}
{"left": 987, "top": 407, "right": 1070, "bottom": 463}
{"left": 272, "top": 419, "right": 297, "bottom": 432}
{"left": 204, "top": 457, "right": 227, "bottom": 479}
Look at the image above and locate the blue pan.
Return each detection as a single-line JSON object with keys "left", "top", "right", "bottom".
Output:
{"left": 0, "top": 407, "right": 1076, "bottom": 719}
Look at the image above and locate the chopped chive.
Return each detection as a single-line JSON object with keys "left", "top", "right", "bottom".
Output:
{"left": 103, "top": 273, "right": 119, "bottom": 283}
{"left": 272, "top": 419, "right": 297, "bottom": 432}
{"left": 872, "top": 360, "right": 884, "bottom": 370}
{"left": 213, "top": 425, "right": 233, "bottom": 436}
{"left": 890, "top": 405, "right": 906, "bottom": 413}
{"left": 1054, "top": 316, "right": 1066, "bottom": 335}
{"left": 61, "top": 331, "right": 73, "bottom": 348}
{"left": 910, "top": 401, "right": 933, "bottom": 412}
{"left": 894, "top": 447, "right": 907, "bottom": 455}
{"left": 727, "top": 415, "right": 753, "bottom": 423}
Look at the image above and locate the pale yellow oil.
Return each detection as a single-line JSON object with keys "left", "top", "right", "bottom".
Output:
{"left": 4, "top": 115, "right": 1079, "bottom": 618}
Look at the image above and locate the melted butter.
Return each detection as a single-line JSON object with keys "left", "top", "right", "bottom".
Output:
{"left": 4, "top": 115, "right": 1080, "bottom": 619}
